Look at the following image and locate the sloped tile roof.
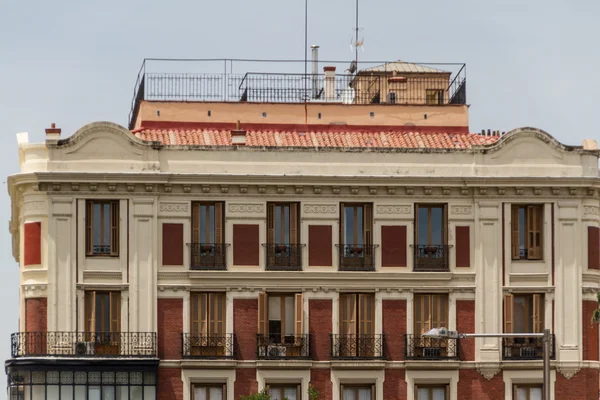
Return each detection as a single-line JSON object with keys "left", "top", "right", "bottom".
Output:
{"left": 133, "top": 128, "right": 499, "bottom": 149}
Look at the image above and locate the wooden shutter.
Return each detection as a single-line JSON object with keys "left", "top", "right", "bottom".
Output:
{"left": 209, "top": 293, "right": 225, "bottom": 335}
{"left": 358, "top": 294, "right": 374, "bottom": 335}
{"left": 414, "top": 295, "right": 424, "bottom": 335}
{"left": 431, "top": 295, "right": 448, "bottom": 329}
{"left": 339, "top": 294, "right": 357, "bottom": 335}
{"left": 110, "top": 201, "right": 119, "bottom": 256}
{"left": 190, "top": 294, "right": 200, "bottom": 335}
{"left": 504, "top": 294, "right": 514, "bottom": 333}
{"left": 442, "top": 204, "right": 448, "bottom": 245}
{"left": 290, "top": 203, "right": 298, "bottom": 244}
{"left": 294, "top": 293, "right": 304, "bottom": 336}
{"left": 192, "top": 203, "right": 200, "bottom": 243}
{"left": 267, "top": 204, "right": 275, "bottom": 244}
{"left": 85, "top": 201, "right": 93, "bottom": 255}
{"left": 85, "top": 291, "right": 96, "bottom": 333}
{"left": 110, "top": 292, "right": 121, "bottom": 333}
{"left": 511, "top": 206, "right": 520, "bottom": 260}
{"left": 533, "top": 294, "right": 544, "bottom": 333}
{"left": 195, "top": 293, "right": 208, "bottom": 335}
{"left": 528, "top": 205, "right": 543, "bottom": 260}
{"left": 258, "top": 292, "right": 268, "bottom": 335}
{"left": 364, "top": 204, "right": 373, "bottom": 249}
{"left": 215, "top": 203, "right": 223, "bottom": 243}
{"left": 371, "top": 385, "right": 375, "bottom": 400}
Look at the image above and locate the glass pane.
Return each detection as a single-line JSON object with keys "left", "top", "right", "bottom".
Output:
{"left": 144, "top": 386, "right": 156, "bottom": 400}
{"left": 357, "top": 387, "right": 371, "bottom": 400}
{"left": 103, "top": 386, "right": 115, "bottom": 400}
{"left": 47, "top": 386, "right": 59, "bottom": 400}
{"left": 342, "top": 387, "right": 354, "bottom": 400}
{"left": 268, "top": 296, "right": 282, "bottom": 337}
{"left": 284, "top": 206, "right": 290, "bottom": 245}
{"left": 418, "top": 207, "right": 429, "bottom": 245}
{"left": 89, "top": 386, "right": 101, "bottom": 400}
{"left": 530, "top": 387, "right": 542, "bottom": 400}
{"left": 117, "top": 387, "right": 129, "bottom": 400}
{"left": 284, "top": 387, "right": 297, "bottom": 400}
{"left": 61, "top": 386, "right": 74, "bottom": 400}
{"left": 103, "top": 203, "right": 111, "bottom": 251}
{"left": 516, "top": 387, "right": 527, "bottom": 400}
{"left": 130, "top": 386, "right": 143, "bottom": 400}
{"left": 344, "top": 207, "right": 354, "bottom": 245}
{"left": 432, "top": 388, "right": 446, "bottom": 400}
{"left": 519, "top": 207, "right": 526, "bottom": 252}
{"left": 275, "top": 206, "right": 282, "bottom": 243}
{"left": 209, "top": 205, "right": 215, "bottom": 243}
{"left": 356, "top": 207, "right": 363, "bottom": 245}
{"left": 93, "top": 203, "right": 102, "bottom": 250}
{"left": 209, "top": 387, "right": 223, "bottom": 400}
{"left": 514, "top": 295, "right": 533, "bottom": 333}
{"left": 268, "top": 388, "right": 279, "bottom": 400}
{"left": 285, "top": 296, "right": 295, "bottom": 336}
{"left": 75, "top": 386, "right": 87, "bottom": 399}
{"left": 431, "top": 207, "right": 443, "bottom": 245}
{"left": 200, "top": 205, "right": 207, "bottom": 243}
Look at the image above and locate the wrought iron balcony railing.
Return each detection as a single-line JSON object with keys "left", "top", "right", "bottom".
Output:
{"left": 181, "top": 333, "right": 235, "bottom": 359}
{"left": 188, "top": 243, "right": 229, "bottom": 270}
{"left": 257, "top": 334, "right": 310, "bottom": 360}
{"left": 404, "top": 334, "right": 459, "bottom": 360}
{"left": 502, "top": 334, "right": 555, "bottom": 360}
{"left": 10, "top": 332, "right": 157, "bottom": 358}
{"left": 263, "top": 244, "right": 305, "bottom": 271}
{"left": 413, "top": 244, "right": 451, "bottom": 271}
{"left": 336, "top": 244, "right": 378, "bottom": 271}
{"left": 330, "top": 334, "right": 385, "bottom": 359}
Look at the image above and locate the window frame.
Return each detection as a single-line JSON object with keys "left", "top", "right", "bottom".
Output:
{"left": 258, "top": 292, "right": 304, "bottom": 342}
{"left": 512, "top": 383, "right": 542, "bottom": 400}
{"left": 266, "top": 383, "right": 301, "bottom": 400}
{"left": 415, "top": 204, "right": 448, "bottom": 246}
{"left": 85, "top": 200, "right": 119, "bottom": 257}
{"left": 414, "top": 384, "right": 449, "bottom": 400}
{"left": 425, "top": 89, "right": 444, "bottom": 105}
{"left": 340, "top": 384, "right": 375, "bottom": 400}
{"left": 339, "top": 293, "right": 375, "bottom": 336}
{"left": 413, "top": 294, "right": 449, "bottom": 335}
{"left": 340, "top": 203, "right": 373, "bottom": 246}
{"left": 191, "top": 383, "right": 226, "bottom": 400}
{"left": 190, "top": 292, "right": 226, "bottom": 336}
{"left": 84, "top": 291, "right": 121, "bottom": 334}
{"left": 191, "top": 202, "right": 224, "bottom": 245}
{"left": 504, "top": 293, "right": 544, "bottom": 334}
{"left": 511, "top": 204, "right": 544, "bottom": 261}
{"left": 267, "top": 203, "right": 300, "bottom": 245}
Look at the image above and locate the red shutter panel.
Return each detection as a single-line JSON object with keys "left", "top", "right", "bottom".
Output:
{"left": 24, "top": 222, "right": 42, "bottom": 266}
{"left": 455, "top": 226, "right": 470, "bottom": 268}
{"left": 162, "top": 223, "right": 184, "bottom": 266}
{"left": 233, "top": 224, "right": 260, "bottom": 265}
{"left": 381, "top": 225, "right": 407, "bottom": 267}
{"left": 589, "top": 226, "right": 600, "bottom": 270}
{"left": 308, "top": 225, "right": 332, "bottom": 266}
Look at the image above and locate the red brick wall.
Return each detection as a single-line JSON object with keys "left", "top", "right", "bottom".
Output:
{"left": 25, "top": 297, "right": 47, "bottom": 332}
{"left": 457, "top": 370, "right": 504, "bottom": 400}
{"left": 24, "top": 222, "right": 41, "bottom": 266}
{"left": 382, "top": 299, "right": 406, "bottom": 361}
{"left": 582, "top": 300, "right": 599, "bottom": 361}
{"left": 588, "top": 226, "right": 600, "bottom": 269}
{"left": 384, "top": 369, "right": 406, "bottom": 400}
{"left": 233, "top": 225, "right": 260, "bottom": 265}
{"left": 157, "top": 298, "right": 183, "bottom": 360}
{"left": 455, "top": 226, "right": 470, "bottom": 267}
{"left": 456, "top": 300, "right": 475, "bottom": 361}
{"left": 555, "top": 368, "right": 599, "bottom": 400}
{"left": 158, "top": 368, "right": 183, "bottom": 400}
{"left": 309, "top": 299, "right": 332, "bottom": 361}
{"left": 234, "top": 368, "right": 258, "bottom": 398}
{"left": 381, "top": 226, "right": 407, "bottom": 267}
{"left": 310, "top": 369, "right": 332, "bottom": 400}
{"left": 162, "top": 223, "right": 184, "bottom": 266}
{"left": 234, "top": 298, "right": 258, "bottom": 360}
{"left": 308, "top": 225, "right": 332, "bottom": 266}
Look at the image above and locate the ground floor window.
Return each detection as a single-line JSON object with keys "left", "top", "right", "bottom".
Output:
{"left": 267, "top": 384, "right": 300, "bottom": 400}
{"left": 513, "top": 384, "right": 542, "bottom": 400}
{"left": 415, "top": 384, "right": 448, "bottom": 400}
{"left": 7, "top": 369, "right": 157, "bottom": 400}
{"left": 192, "top": 384, "right": 225, "bottom": 400}
{"left": 341, "top": 384, "right": 374, "bottom": 400}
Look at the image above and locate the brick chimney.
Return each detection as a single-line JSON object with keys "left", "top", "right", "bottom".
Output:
{"left": 45, "top": 123, "right": 61, "bottom": 140}
{"left": 323, "top": 66, "right": 336, "bottom": 101}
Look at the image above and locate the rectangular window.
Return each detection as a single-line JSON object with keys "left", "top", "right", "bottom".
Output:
{"left": 511, "top": 205, "right": 543, "bottom": 260}
{"left": 504, "top": 294, "right": 544, "bottom": 333}
{"left": 192, "top": 202, "right": 224, "bottom": 244}
{"left": 416, "top": 384, "right": 448, "bottom": 400}
{"left": 85, "top": 291, "right": 120, "bottom": 334}
{"left": 258, "top": 294, "right": 303, "bottom": 343}
{"left": 267, "top": 203, "right": 299, "bottom": 245}
{"left": 86, "top": 200, "right": 119, "bottom": 256}
{"left": 341, "top": 385, "right": 375, "bottom": 400}
{"left": 414, "top": 294, "right": 448, "bottom": 335}
{"left": 513, "top": 384, "right": 542, "bottom": 400}
{"left": 193, "top": 384, "right": 225, "bottom": 400}
{"left": 425, "top": 89, "right": 444, "bottom": 105}
{"left": 340, "top": 203, "right": 373, "bottom": 246}
{"left": 190, "top": 293, "right": 226, "bottom": 336}
{"left": 339, "top": 293, "right": 375, "bottom": 336}
{"left": 416, "top": 204, "right": 447, "bottom": 246}
{"left": 268, "top": 384, "right": 300, "bottom": 400}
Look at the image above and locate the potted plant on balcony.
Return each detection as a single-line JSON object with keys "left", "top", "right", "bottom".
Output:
{"left": 200, "top": 244, "right": 214, "bottom": 254}
{"left": 349, "top": 246, "right": 363, "bottom": 256}
{"left": 275, "top": 244, "right": 288, "bottom": 254}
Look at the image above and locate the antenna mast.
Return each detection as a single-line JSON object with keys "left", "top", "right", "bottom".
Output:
{"left": 355, "top": 0, "right": 359, "bottom": 67}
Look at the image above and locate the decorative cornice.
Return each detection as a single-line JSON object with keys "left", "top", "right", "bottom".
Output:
{"left": 82, "top": 270, "right": 123, "bottom": 281}
{"left": 303, "top": 204, "right": 336, "bottom": 215}
{"left": 476, "top": 365, "right": 501, "bottom": 380}
{"left": 376, "top": 205, "right": 411, "bottom": 215}
{"left": 228, "top": 203, "right": 264, "bottom": 213}
{"left": 23, "top": 284, "right": 48, "bottom": 298}
{"left": 556, "top": 365, "right": 581, "bottom": 380}
{"left": 159, "top": 202, "right": 189, "bottom": 213}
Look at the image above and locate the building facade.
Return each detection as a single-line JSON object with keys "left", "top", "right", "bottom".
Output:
{"left": 5, "top": 59, "right": 600, "bottom": 400}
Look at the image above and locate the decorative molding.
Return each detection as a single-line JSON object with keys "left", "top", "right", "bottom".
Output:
{"left": 258, "top": 186, "right": 266, "bottom": 194}
{"left": 221, "top": 185, "right": 229, "bottom": 194}
{"left": 552, "top": 187, "right": 561, "bottom": 195}
{"left": 332, "top": 187, "right": 341, "bottom": 195}
{"left": 533, "top": 188, "right": 542, "bottom": 195}
{"left": 584, "top": 206, "right": 600, "bottom": 216}
{"left": 276, "top": 186, "right": 285, "bottom": 194}
{"left": 52, "top": 183, "right": 61, "bottom": 191}
{"left": 303, "top": 204, "right": 336, "bottom": 214}
{"left": 369, "top": 187, "right": 377, "bottom": 195}
{"left": 159, "top": 202, "right": 189, "bottom": 213}
{"left": 228, "top": 203, "right": 264, "bottom": 214}
{"left": 313, "top": 186, "right": 322, "bottom": 194}
{"left": 108, "top": 184, "right": 116, "bottom": 192}
{"left": 387, "top": 187, "right": 396, "bottom": 195}
{"left": 557, "top": 366, "right": 580, "bottom": 380}
{"left": 479, "top": 187, "right": 487, "bottom": 195}
{"left": 477, "top": 367, "right": 501, "bottom": 381}
{"left": 515, "top": 188, "right": 523, "bottom": 195}
{"left": 183, "top": 185, "right": 191, "bottom": 193}
{"left": 127, "top": 184, "right": 135, "bottom": 192}
{"left": 569, "top": 188, "right": 578, "bottom": 196}
{"left": 24, "top": 201, "right": 46, "bottom": 214}
{"left": 424, "top": 187, "right": 432, "bottom": 195}
{"left": 450, "top": 206, "right": 472, "bottom": 216}
{"left": 588, "top": 188, "right": 596, "bottom": 196}
{"left": 295, "top": 186, "right": 304, "bottom": 194}
{"left": 376, "top": 205, "right": 411, "bottom": 215}
{"left": 202, "top": 185, "right": 211, "bottom": 193}
{"left": 71, "top": 183, "right": 80, "bottom": 191}
{"left": 442, "top": 187, "right": 450, "bottom": 196}
{"left": 497, "top": 187, "right": 506, "bottom": 195}
{"left": 350, "top": 187, "right": 359, "bottom": 195}
{"left": 145, "top": 184, "right": 153, "bottom": 192}
{"left": 23, "top": 284, "right": 48, "bottom": 299}
{"left": 89, "top": 183, "right": 98, "bottom": 191}
{"left": 164, "top": 184, "right": 172, "bottom": 193}
{"left": 508, "top": 273, "right": 550, "bottom": 283}
{"left": 460, "top": 187, "right": 469, "bottom": 195}
{"left": 82, "top": 270, "right": 123, "bottom": 281}
{"left": 406, "top": 187, "right": 414, "bottom": 195}
{"left": 239, "top": 185, "right": 248, "bottom": 194}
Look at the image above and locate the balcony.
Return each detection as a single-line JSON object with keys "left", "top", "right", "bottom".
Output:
{"left": 330, "top": 334, "right": 385, "bottom": 359}
{"left": 404, "top": 334, "right": 459, "bottom": 360}
{"left": 257, "top": 334, "right": 310, "bottom": 360}
{"left": 181, "top": 333, "right": 235, "bottom": 359}
{"left": 413, "top": 245, "right": 451, "bottom": 272}
{"left": 10, "top": 332, "right": 157, "bottom": 358}
{"left": 502, "top": 335, "right": 555, "bottom": 360}
{"left": 263, "top": 244, "right": 305, "bottom": 271}
{"left": 337, "top": 244, "right": 378, "bottom": 271}
{"left": 188, "top": 243, "right": 229, "bottom": 270}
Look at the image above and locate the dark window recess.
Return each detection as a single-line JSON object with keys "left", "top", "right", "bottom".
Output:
{"left": 85, "top": 200, "right": 119, "bottom": 256}
{"left": 414, "top": 204, "right": 449, "bottom": 271}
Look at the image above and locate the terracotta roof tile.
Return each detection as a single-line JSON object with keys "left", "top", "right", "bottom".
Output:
{"left": 135, "top": 128, "right": 500, "bottom": 149}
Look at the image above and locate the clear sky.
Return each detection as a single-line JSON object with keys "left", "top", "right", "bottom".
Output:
{"left": 0, "top": 0, "right": 599, "bottom": 395}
